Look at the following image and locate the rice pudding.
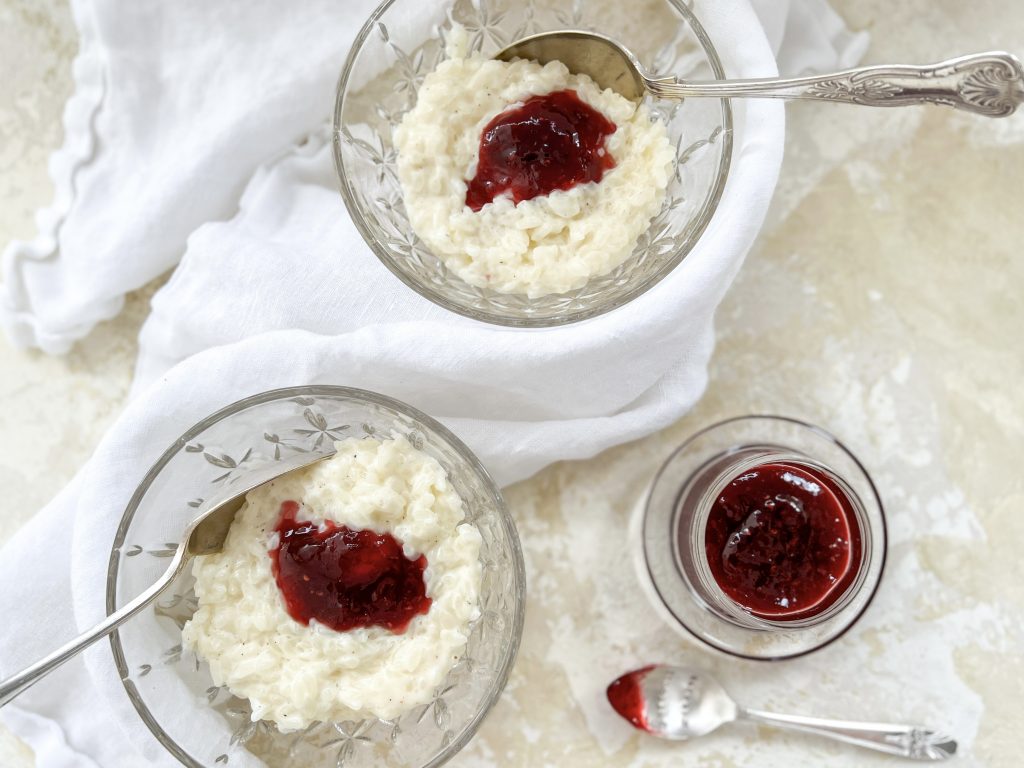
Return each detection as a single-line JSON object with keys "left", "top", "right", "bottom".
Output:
{"left": 394, "top": 26, "right": 674, "bottom": 298}
{"left": 181, "top": 435, "right": 482, "bottom": 731}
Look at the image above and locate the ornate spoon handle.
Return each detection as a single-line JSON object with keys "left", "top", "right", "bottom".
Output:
{"left": 647, "top": 52, "right": 1024, "bottom": 117}
{"left": 741, "top": 708, "right": 957, "bottom": 761}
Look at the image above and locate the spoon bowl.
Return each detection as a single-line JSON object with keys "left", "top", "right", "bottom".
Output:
{"left": 635, "top": 666, "right": 738, "bottom": 740}
{"left": 498, "top": 30, "right": 1024, "bottom": 117}
{"left": 497, "top": 30, "right": 647, "bottom": 101}
{"left": 185, "top": 453, "right": 332, "bottom": 556}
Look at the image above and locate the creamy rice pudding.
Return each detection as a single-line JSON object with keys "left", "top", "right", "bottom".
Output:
{"left": 182, "top": 435, "right": 482, "bottom": 731}
{"left": 394, "top": 26, "right": 674, "bottom": 298}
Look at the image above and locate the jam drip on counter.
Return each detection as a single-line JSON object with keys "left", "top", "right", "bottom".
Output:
{"left": 270, "top": 500, "right": 431, "bottom": 633}
{"left": 606, "top": 666, "right": 654, "bottom": 731}
{"left": 465, "top": 89, "right": 617, "bottom": 211}
{"left": 704, "top": 462, "right": 862, "bottom": 621}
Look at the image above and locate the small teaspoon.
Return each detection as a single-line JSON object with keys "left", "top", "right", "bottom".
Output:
{"left": 607, "top": 665, "right": 956, "bottom": 761}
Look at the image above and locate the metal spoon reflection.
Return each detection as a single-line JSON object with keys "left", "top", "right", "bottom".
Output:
{"left": 608, "top": 665, "right": 956, "bottom": 761}
{"left": 497, "top": 30, "right": 1023, "bottom": 117}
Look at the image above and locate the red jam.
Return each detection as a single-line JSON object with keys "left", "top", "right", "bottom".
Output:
{"left": 465, "top": 89, "right": 617, "bottom": 211}
{"left": 606, "top": 666, "right": 654, "bottom": 731}
{"left": 704, "top": 462, "right": 861, "bottom": 621}
{"left": 270, "top": 500, "right": 431, "bottom": 633}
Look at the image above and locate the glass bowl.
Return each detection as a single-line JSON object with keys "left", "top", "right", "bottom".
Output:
{"left": 106, "top": 386, "right": 525, "bottom": 767}
{"left": 641, "top": 416, "right": 886, "bottom": 660}
{"left": 333, "top": 0, "right": 732, "bottom": 327}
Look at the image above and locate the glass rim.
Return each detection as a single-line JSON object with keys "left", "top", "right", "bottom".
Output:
{"left": 642, "top": 414, "right": 888, "bottom": 662}
{"left": 105, "top": 385, "right": 526, "bottom": 768}
{"left": 332, "top": 0, "right": 734, "bottom": 328}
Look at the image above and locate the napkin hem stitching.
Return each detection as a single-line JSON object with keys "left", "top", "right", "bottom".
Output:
{"left": 0, "top": 0, "right": 108, "bottom": 355}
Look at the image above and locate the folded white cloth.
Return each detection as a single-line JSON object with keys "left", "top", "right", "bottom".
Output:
{"left": 0, "top": 0, "right": 384, "bottom": 353}
{"left": 0, "top": 0, "right": 868, "bottom": 766}
{"left": 750, "top": 0, "right": 869, "bottom": 75}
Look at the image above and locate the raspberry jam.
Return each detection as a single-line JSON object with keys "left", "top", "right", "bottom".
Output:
{"left": 465, "top": 89, "right": 617, "bottom": 212}
{"left": 704, "top": 462, "right": 861, "bottom": 620}
{"left": 270, "top": 500, "right": 431, "bottom": 633}
{"left": 606, "top": 666, "right": 654, "bottom": 731}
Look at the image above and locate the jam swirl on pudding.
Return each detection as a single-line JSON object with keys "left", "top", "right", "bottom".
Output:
{"left": 270, "top": 500, "right": 431, "bottom": 633}
{"left": 465, "top": 89, "right": 616, "bottom": 211}
{"left": 704, "top": 462, "right": 861, "bottom": 620}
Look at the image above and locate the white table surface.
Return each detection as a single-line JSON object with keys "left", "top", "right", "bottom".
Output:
{"left": 1, "top": 0, "right": 1022, "bottom": 766}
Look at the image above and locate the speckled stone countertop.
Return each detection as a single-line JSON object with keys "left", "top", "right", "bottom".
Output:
{"left": 1, "top": 1, "right": 1022, "bottom": 766}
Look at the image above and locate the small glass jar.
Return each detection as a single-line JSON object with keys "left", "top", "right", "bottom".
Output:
{"left": 641, "top": 415, "right": 886, "bottom": 660}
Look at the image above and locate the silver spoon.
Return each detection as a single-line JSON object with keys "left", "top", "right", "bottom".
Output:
{"left": 607, "top": 665, "right": 956, "bottom": 761}
{"left": 0, "top": 452, "right": 333, "bottom": 707}
{"left": 497, "top": 30, "right": 1024, "bottom": 117}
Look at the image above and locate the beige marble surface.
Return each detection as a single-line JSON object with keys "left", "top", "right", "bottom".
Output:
{"left": 1, "top": 1, "right": 1022, "bottom": 766}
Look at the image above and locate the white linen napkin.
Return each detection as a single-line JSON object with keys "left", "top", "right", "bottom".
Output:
{"left": 750, "top": 0, "right": 869, "bottom": 75}
{"left": 0, "top": 1, "right": 867, "bottom": 766}
{"left": 0, "top": 0, "right": 383, "bottom": 353}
